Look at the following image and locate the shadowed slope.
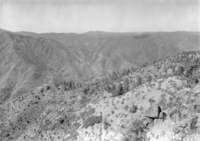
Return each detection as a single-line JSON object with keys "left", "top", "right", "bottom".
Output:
{"left": 17, "top": 31, "right": 200, "bottom": 75}
{"left": 0, "top": 30, "right": 91, "bottom": 101}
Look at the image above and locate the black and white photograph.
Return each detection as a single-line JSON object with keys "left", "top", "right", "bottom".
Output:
{"left": 0, "top": 0, "right": 200, "bottom": 140}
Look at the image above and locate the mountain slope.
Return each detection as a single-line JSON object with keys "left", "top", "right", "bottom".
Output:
{"left": 0, "top": 29, "right": 199, "bottom": 108}
{"left": 0, "top": 30, "right": 92, "bottom": 101}
{"left": 17, "top": 31, "right": 200, "bottom": 75}
{"left": 1, "top": 51, "right": 200, "bottom": 141}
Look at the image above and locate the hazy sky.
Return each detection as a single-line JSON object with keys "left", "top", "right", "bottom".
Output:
{"left": 0, "top": 0, "right": 199, "bottom": 33}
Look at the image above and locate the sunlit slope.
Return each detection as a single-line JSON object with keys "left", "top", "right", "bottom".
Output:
{"left": 2, "top": 76, "right": 199, "bottom": 141}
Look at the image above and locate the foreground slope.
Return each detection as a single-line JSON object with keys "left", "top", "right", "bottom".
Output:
{"left": 1, "top": 51, "right": 200, "bottom": 141}
{"left": 1, "top": 75, "right": 200, "bottom": 141}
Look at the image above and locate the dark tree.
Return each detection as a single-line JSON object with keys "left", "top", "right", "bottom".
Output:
{"left": 147, "top": 75, "right": 152, "bottom": 83}
{"left": 136, "top": 75, "right": 142, "bottom": 86}
{"left": 176, "top": 66, "right": 185, "bottom": 75}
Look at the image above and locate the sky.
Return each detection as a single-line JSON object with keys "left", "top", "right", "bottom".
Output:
{"left": 0, "top": 0, "right": 199, "bottom": 33}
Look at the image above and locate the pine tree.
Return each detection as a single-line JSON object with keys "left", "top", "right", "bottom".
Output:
{"left": 136, "top": 75, "right": 142, "bottom": 86}
{"left": 117, "top": 83, "right": 124, "bottom": 95}
{"left": 123, "top": 77, "right": 129, "bottom": 93}
{"left": 147, "top": 75, "right": 152, "bottom": 83}
{"left": 176, "top": 66, "right": 185, "bottom": 75}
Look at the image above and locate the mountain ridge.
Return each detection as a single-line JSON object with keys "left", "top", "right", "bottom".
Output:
{"left": 0, "top": 29, "right": 199, "bottom": 100}
{"left": 0, "top": 30, "right": 93, "bottom": 100}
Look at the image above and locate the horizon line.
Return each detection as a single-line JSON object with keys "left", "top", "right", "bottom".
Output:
{"left": 0, "top": 28, "right": 199, "bottom": 34}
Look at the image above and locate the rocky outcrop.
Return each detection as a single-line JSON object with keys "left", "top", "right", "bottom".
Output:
{"left": 145, "top": 105, "right": 162, "bottom": 119}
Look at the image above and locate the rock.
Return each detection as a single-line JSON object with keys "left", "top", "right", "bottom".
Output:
{"left": 145, "top": 105, "right": 161, "bottom": 119}
{"left": 143, "top": 117, "right": 154, "bottom": 128}
{"left": 159, "top": 112, "right": 167, "bottom": 121}
{"left": 154, "top": 119, "right": 163, "bottom": 125}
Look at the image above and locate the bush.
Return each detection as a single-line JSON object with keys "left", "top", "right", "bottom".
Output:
{"left": 176, "top": 66, "right": 184, "bottom": 75}
{"left": 123, "top": 119, "right": 147, "bottom": 141}
{"left": 130, "top": 105, "right": 138, "bottom": 113}
{"left": 110, "top": 83, "right": 124, "bottom": 97}
{"left": 82, "top": 115, "right": 102, "bottom": 128}
{"left": 0, "top": 87, "right": 12, "bottom": 105}
{"left": 190, "top": 116, "right": 198, "bottom": 131}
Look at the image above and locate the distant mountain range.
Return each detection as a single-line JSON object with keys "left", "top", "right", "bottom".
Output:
{"left": 0, "top": 29, "right": 199, "bottom": 95}
{"left": 17, "top": 30, "right": 200, "bottom": 74}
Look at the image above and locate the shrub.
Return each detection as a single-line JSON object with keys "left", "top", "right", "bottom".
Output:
{"left": 82, "top": 115, "right": 102, "bottom": 128}
{"left": 0, "top": 87, "right": 12, "bottom": 105}
{"left": 190, "top": 116, "right": 198, "bottom": 131}
{"left": 130, "top": 105, "right": 138, "bottom": 113}
{"left": 112, "top": 83, "right": 124, "bottom": 97}
{"left": 123, "top": 119, "right": 146, "bottom": 141}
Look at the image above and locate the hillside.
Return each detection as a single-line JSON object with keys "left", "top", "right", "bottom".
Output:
{"left": 0, "top": 29, "right": 200, "bottom": 141}
{"left": 0, "top": 30, "right": 92, "bottom": 101}
{"left": 17, "top": 31, "right": 200, "bottom": 75}
{"left": 0, "top": 29, "right": 199, "bottom": 97}
{"left": 1, "top": 50, "right": 200, "bottom": 141}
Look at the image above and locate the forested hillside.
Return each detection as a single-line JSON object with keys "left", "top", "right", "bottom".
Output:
{"left": 1, "top": 50, "right": 200, "bottom": 141}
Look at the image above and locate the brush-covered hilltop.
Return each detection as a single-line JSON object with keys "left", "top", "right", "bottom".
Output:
{"left": 0, "top": 29, "right": 200, "bottom": 141}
